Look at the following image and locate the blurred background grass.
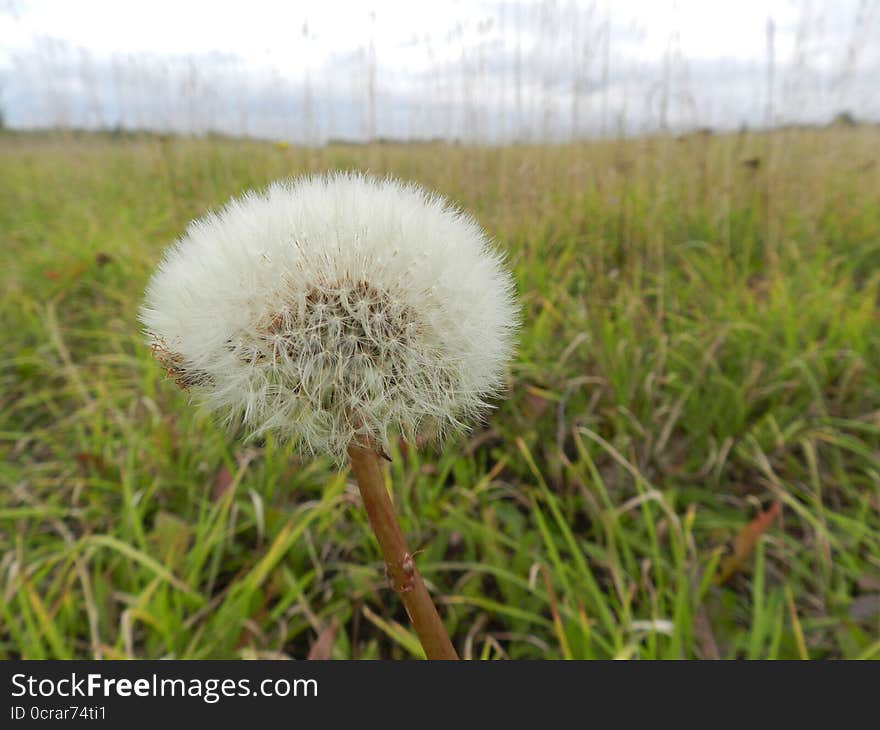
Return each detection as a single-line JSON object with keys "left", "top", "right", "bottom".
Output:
{"left": 1, "top": 126, "right": 878, "bottom": 659}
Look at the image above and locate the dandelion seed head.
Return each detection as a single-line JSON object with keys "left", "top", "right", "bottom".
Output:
{"left": 140, "top": 173, "right": 518, "bottom": 461}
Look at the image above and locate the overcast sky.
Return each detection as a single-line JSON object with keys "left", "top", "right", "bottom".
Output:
{"left": 1, "top": 0, "right": 877, "bottom": 141}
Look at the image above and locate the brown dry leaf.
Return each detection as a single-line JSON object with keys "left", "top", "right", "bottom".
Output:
{"left": 307, "top": 618, "right": 339, "bottom": 660}
{"left": 523, "top": 384, "right": 552, "bottom": 419}
{"left": 74, "top": 452, "right": 105, "bottom": 474}
{"left": 211, "top": 466, "right": 234, "bottom": 500}
{"left": 716, "top": 501, "right": 781, "bottom": 585}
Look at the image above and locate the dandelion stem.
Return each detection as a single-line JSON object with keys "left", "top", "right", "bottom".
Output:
{"left": 347, "top": 443, "right": 459, "bottom": 660}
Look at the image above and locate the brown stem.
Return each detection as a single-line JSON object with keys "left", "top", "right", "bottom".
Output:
{"left": 347, "top": 443, "right": 459, "bottom": 660}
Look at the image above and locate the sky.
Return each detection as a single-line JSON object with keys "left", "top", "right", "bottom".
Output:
{"left": 1, "top": 0, "right": 878, "bottom": 142}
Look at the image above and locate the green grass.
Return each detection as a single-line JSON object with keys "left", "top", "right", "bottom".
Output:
{"left": 1, "top": 127, "right": 879, "bottom": 659}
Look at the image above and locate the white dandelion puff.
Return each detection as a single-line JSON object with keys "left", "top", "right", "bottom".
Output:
{"left": 140, "top": 172, "right": 518, "bottom": 462}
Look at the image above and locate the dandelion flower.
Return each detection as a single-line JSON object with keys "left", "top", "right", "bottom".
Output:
{"left": 141, "top": 172, "right": 518, "bottom": 660}
{"left": 141, "top": 173, "right": 517, "bottom": 462}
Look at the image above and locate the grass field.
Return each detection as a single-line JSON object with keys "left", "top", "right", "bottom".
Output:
{"left": 1, "top": 127, "right": 879, "bottom": 659}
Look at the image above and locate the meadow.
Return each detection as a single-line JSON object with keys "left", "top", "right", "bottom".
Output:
{"left": 1, "top": 126, "right": 878, "bottom": 659}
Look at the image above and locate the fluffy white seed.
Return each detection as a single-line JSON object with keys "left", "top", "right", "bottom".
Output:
{"left": 140, "top": 172, "right": 518, "bottom": 461}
